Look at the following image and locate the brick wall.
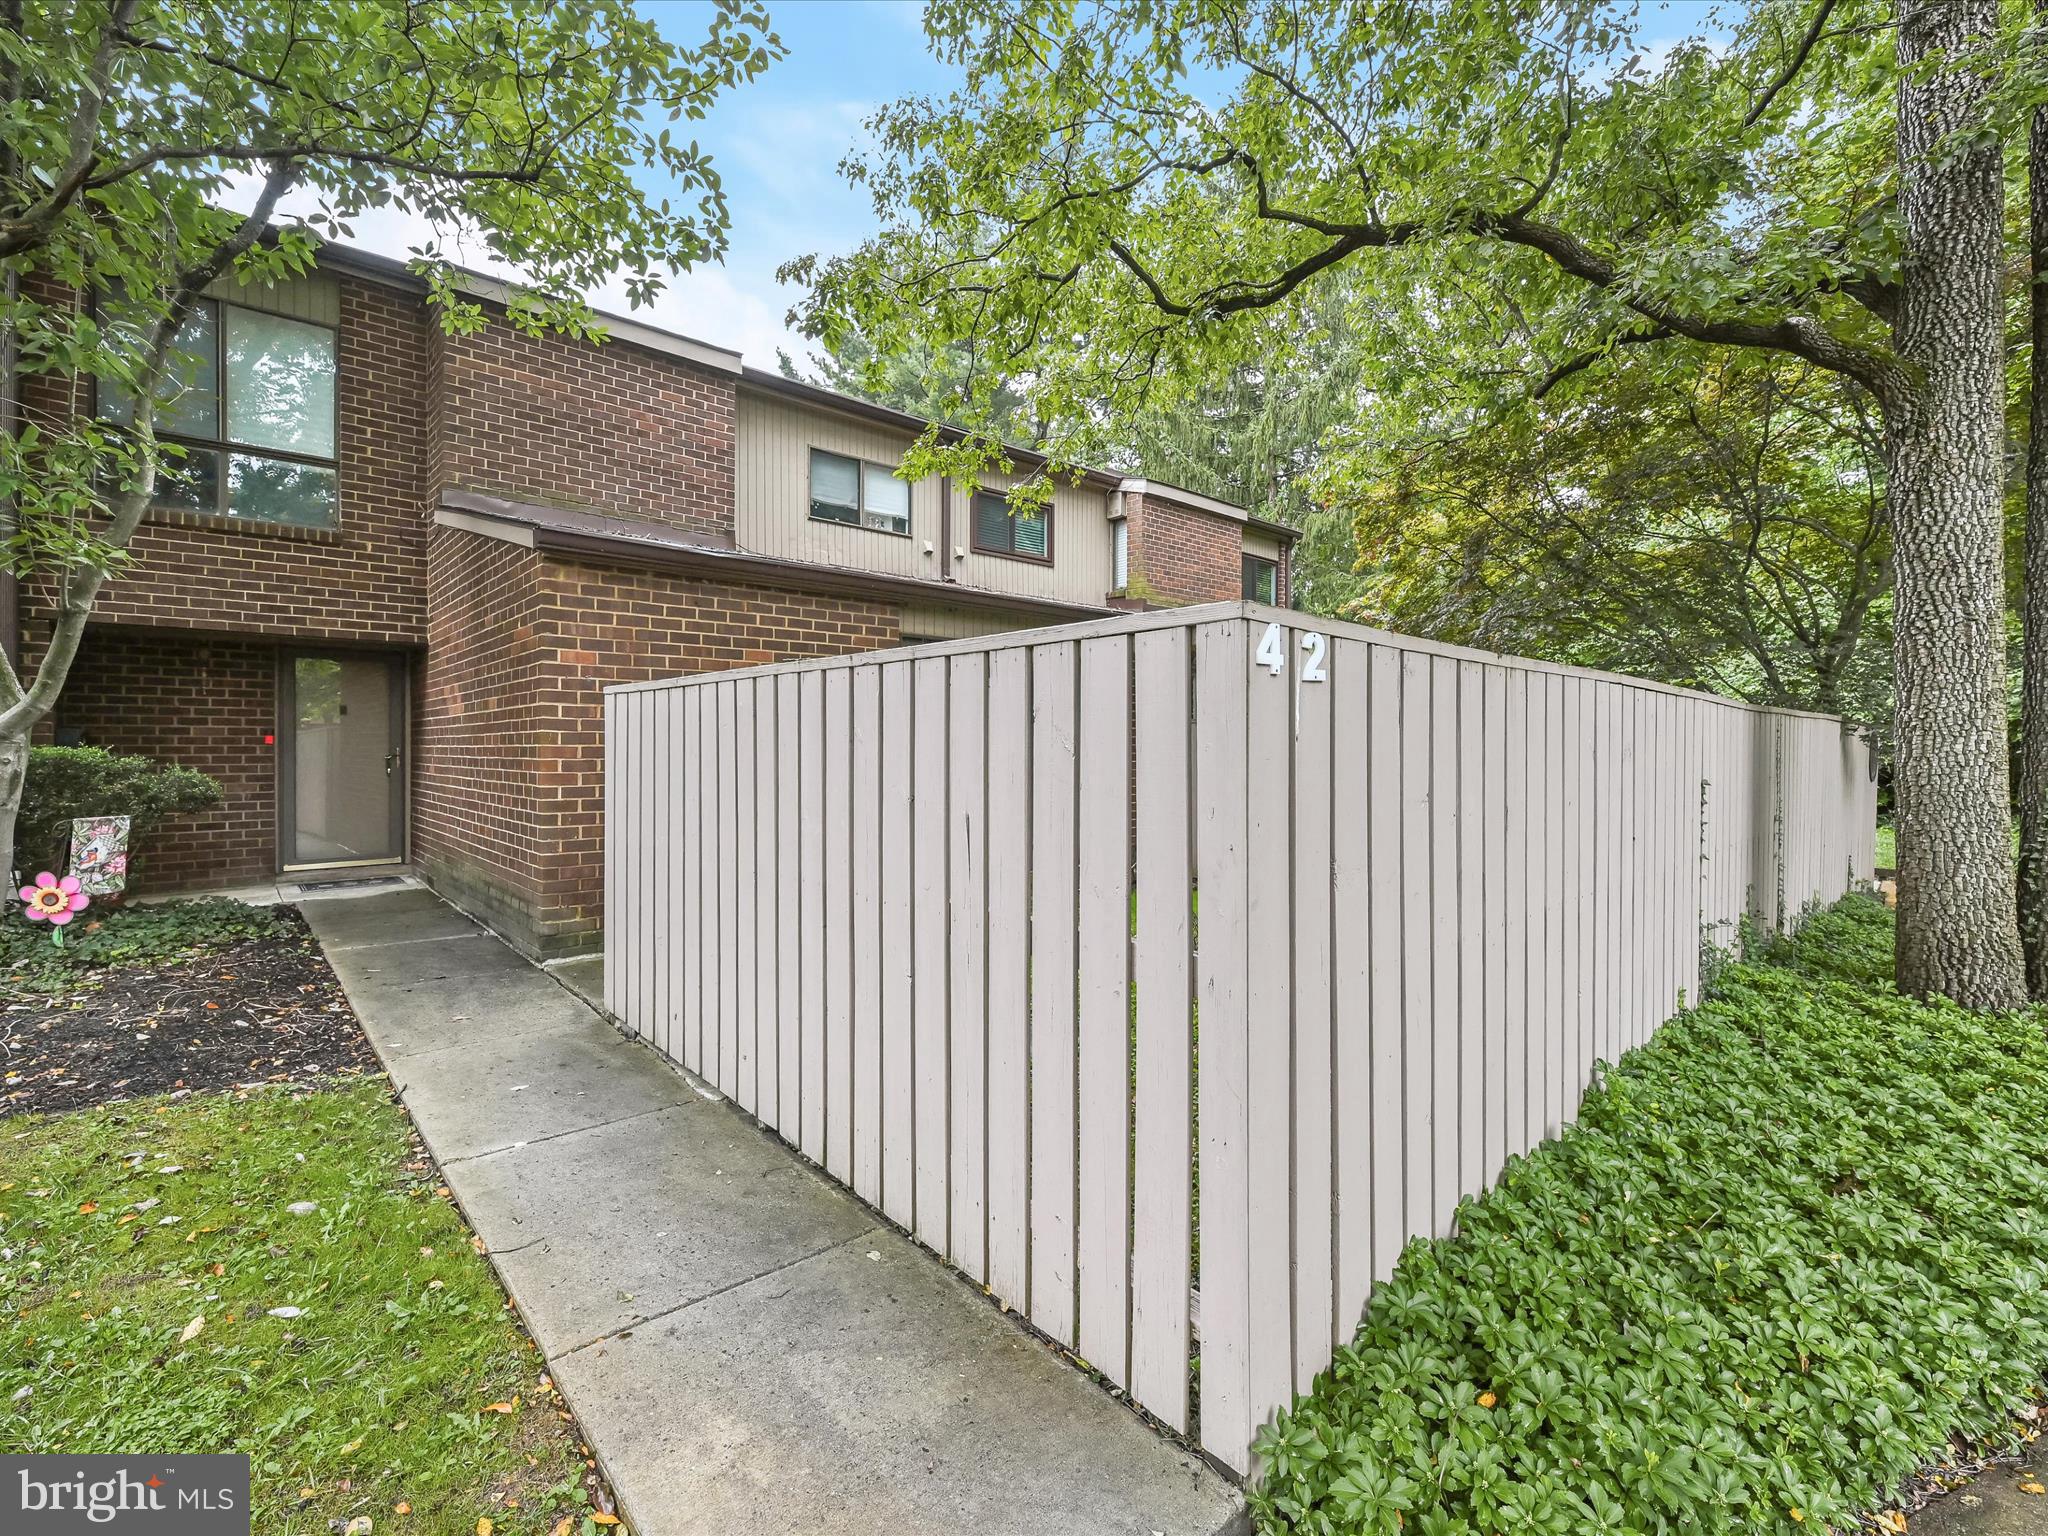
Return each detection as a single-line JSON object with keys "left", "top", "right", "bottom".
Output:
{"left": 413, "top": 527, "right": 545, "bottom": 939}
{"left": 19, "top": 275, "right": 432, "bottom": 647}
{"left": 1124, "top": 490, "right": 1251, "bottom": 606}
{"left": 433, "top": 315, "right": 735, "bottom": 539}
{"left": 45, "top": 629, "right": 278, "bottom": 889}
{"left": 523, "top": 554, "right": 898, "bottom": 954}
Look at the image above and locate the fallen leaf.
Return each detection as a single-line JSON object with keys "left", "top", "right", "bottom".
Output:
{"left": 2021, "top": 1481, "right": 2045, "bottom": 1496}
{"left": 179, "top": 1314, "right": 205, "bottom": 1343}
{"left": 77, "top": 1201, "right": 97, "bottom": 1214}
{"left": 393, "top": 1502, "right": 411, "bottom": 1516}
{"left": 476, "top": 1521, "right": 493, "bottom": 1536}
{"left": 590, "top": 1517, "right": 619, "bottom": 1528}
{"left": 550, "top": 1520, "right": 572, "bottom": 1536}
{"left": 1476, "top": 1391, "right": 1497, "bottom": 1409}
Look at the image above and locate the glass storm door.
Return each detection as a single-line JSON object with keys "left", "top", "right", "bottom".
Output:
{"left": 283, "top": 653, "right": 405, "bottom": 868}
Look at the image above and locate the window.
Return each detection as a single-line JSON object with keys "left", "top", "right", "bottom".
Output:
{"left": 971, "top": 489, "right": 1050, "bottom": 563}
{"left": 1243, "top": 553, "right": 1279, "bottom": 604}
{"left": 808, "top": 448, "right": 912, "bottom": 536}
{"left": 102, "top": 299, "right": 339, "bottom": 529}
{"left": 1112, "top": 518, "right": 1129, "bottom": 591}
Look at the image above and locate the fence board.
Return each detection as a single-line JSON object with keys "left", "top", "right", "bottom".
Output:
{"left": 1131, "top": 626, "right": 1193, "bottom": 1433}
{"left": 823, "top": 669, "right": 853, "bottom": 1178}
{"left": 880, "top": 662, "right": 915, "bottom": 1227}
{"left": 1196, "top": 620, "right": 1253, "bottom": 1470}
{"left": 798, "top": 671, "right": 827, "bottom": 1160}
{"left": 910, "top": 657, "right": 950, "bottom": 1250}
{"left": 603, "top": 601, "right": 1876, "bottom": 1480}
{"left": 1291, "top": 628, "right": 1335, "bottom": 1393}
{"left": 986, "top": 648, "right": 1032, "bottom": 1307}
{"left": 1364, "top": 645, "right": 1406, "bottom": 1292}
{"left": 851, "top": 666, "right": 883, "bottom": 1204}
{"left": 1075, "top": 636, "right": 1132, "bottom": 1387}
{"left": 947, "top": 653, "right": 988, "bottom": 1282}
{"left": 736, "top": 679, "right": 758, "bottom": 1112}
{"left": 775, "top": 675, "right": 800, "bottom": 1130}
{"left": 1029, "top": 641, "right": 1079, "bottom": 1348}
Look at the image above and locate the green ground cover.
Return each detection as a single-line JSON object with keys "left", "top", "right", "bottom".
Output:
{"left": 2, "top": 897, "right": 291, "bottom": 996}
{"left": 1, "top": 1079, "right": 620, "bottom": 1534}
{"left": 1253, "top": 897, "right": 2048, "bottom": 1535}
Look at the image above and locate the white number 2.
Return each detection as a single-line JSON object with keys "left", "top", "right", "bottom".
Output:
{"left": 1301, "top": 631, "right": 1328, "bottom": 682}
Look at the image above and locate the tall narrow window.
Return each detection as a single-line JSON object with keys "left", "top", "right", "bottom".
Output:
{"left": 971, "top": 489, "right": 1050, "bottom": 562}
{"left": 1112, "top": 518, "right": 1129, "bottom": 591}
{"left": 101, "top": 298, "right": 339, "bottom": 529}
{"left": 1242, "top": 553, "right": 1279, "bottom": 603}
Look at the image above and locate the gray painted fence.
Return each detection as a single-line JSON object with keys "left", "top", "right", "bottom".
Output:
{"left": 602, "top": 601, "right": 1877, "bottom": 1478}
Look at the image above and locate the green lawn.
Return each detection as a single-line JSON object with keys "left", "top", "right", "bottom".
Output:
{"left": 1, "top": 1080, "right": 620, "bottom": 1535}
{"left": 1875, "top": 821, "right": 1894, "bottom": 869}
{"left": 1253, "top": 897, "right": 2048, "bottom": 1535}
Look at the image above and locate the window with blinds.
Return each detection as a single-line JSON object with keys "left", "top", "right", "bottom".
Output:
{"left": 809, "top": 447, "right": 912, "bottom": 535}
{"left": 1242, "top": 553, "right": 1279, "bottom": 604}
{"left": 971, "top": 489, "right": 1050, "bottom": 563}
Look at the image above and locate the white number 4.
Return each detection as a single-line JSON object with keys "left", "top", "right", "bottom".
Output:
{"left": 1256, "top": 622, "right": 1328, "bottom": 682}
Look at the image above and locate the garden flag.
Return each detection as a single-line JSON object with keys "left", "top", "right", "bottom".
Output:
{"left": 68, "top": 815, "right": 130, "bottom": 896}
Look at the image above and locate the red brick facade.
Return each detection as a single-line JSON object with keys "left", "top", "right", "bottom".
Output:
{"left": 13, "top": 258, "right": 1288, "bottom": 955}
{"left": 412, "top": 529, "right": 898, "bottom": 954}
{"left": 1122, "top": 489, "right": 1271, "bottom": 606}
{"left": 46, "top": 629, "right": 280, "bottom": 889}
{"left": 431, "top": 315, "right": 735, "bottom": 539}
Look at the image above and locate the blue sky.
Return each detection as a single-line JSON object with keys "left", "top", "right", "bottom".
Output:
{"left": 273, "top": 0, "right": 1727, "bottom": 372}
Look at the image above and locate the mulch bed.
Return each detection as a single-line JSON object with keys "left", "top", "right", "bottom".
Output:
{"left": 1, "top": 909, "right": 377, "bottom": 1117}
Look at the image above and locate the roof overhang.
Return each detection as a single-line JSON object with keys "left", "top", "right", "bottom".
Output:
{"left": 1117, "top": 478, "right": 1299, "bottom": 543}
{"left": 738, "top": 369, "right": 1126, "bottom": 493}
{"left": 437, "top": 489, "right": 1114, "bottom": 623}
{"left": 312, "top": 244, "right": 742, "bottom": 376}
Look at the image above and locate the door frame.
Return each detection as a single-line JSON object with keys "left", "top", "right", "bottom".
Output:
{"left": 276, "top": 647, "right": 409, "bottom": 872}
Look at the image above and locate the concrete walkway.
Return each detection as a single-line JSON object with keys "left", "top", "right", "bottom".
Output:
{"left": 302, "top": 888, "right": 1242, "bottom": 1536}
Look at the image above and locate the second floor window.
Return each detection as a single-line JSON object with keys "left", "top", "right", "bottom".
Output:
{"left": 103, "top": 298, "right": 339, "bottom": 530}
{"left": 809, "top": 448, "right": 911, "bottom": 536}
{"left": 972, "top": 489, "right": 1050, "bottom": 563}
{"left": 1243, "top": 553, "right": 1279, "bottom": 604}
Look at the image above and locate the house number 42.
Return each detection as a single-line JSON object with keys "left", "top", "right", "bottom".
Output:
{"left": 1256, "top": 621, "right": 1327, "bottom": 681}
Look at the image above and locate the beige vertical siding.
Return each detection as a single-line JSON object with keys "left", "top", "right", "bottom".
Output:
{"left": 734, "top": 389, "right": 1118, "bottom": 606}
{"left": 604, "top": 602, "right": 1880, "bottom": 1481}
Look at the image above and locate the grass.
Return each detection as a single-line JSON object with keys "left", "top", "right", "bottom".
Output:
{"left": 1252, "top": 896, "right": 2048, "bottom": 1535}
{"left": 0, "top": 1080, "right": 618, "bottom": 1535}
{"left": 2, "top": 897, "right": 294, "bottom": 996}
{"left": 1875, "top": 821, "right": 1894, "bottom": 869}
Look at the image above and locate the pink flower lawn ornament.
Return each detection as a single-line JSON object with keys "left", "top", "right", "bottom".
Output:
{"left": 19, "top": 871, "right": 89, "bottom": 937}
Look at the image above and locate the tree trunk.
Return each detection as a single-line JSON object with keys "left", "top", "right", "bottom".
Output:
{"left": 0, "top": 726, "right": 22, "bottom": 891}
{"left": 1889, "top": 0, "right": 2027, "bottom": 1008}
{"left": 2019, "top": 0, "right": 2048, "bottom": 999}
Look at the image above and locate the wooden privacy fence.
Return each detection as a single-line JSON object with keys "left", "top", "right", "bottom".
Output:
{"left": 602, "top": 601, "right": 1877, "bottom": 1478}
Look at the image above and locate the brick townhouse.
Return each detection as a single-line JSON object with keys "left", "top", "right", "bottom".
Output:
{"left": 9, "top": 248, "right": 1296, "bottom": 957}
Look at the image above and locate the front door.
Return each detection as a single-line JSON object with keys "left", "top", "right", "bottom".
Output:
{"left": 281, "top": 652, "right": 406, "bottom": 869}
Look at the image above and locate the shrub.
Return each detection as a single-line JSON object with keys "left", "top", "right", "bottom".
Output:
{"left": 2, "top": 897, "right": 293, "bottom": 995}
{"left": 15, "top": 746, "right": 223, "bottom": 877}
{"left": 1252, "top": 896, "right": 2048, "bottom": 1535}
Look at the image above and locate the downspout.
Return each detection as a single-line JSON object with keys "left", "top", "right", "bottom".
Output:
{"left": 939, "top": 474, "right": 956, "bottom": 584}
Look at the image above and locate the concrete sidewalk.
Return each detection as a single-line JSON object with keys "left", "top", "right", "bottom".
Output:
{"left": 303, "top": 888, "right": 1242, "bottom": 1536}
